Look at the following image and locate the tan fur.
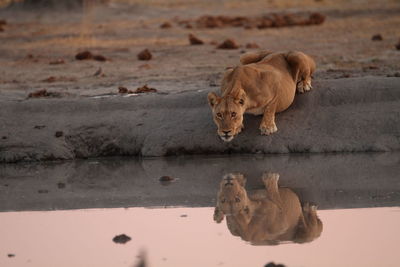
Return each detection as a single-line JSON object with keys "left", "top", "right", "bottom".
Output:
{"left": 213, "top": 173, "right": 323, "bottom": 245}
{"left": 208, "top": 50, "right": 315, "bottom": 142}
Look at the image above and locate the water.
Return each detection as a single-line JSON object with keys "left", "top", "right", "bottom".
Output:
{"left": 1, "top": 153, "right": 400, "bottom": 267}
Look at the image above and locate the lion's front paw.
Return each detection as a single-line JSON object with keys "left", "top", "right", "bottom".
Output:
{"left": 297, "top": 80, "right": 312, "bottom": 94}
{"left": 262, "top": 172, "right": 280, "bottom": 184}
{"left": 260, "top": 123, "right": 277, "bottom": 135}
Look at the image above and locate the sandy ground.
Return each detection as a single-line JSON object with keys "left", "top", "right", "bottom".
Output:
{"left": 0, "top": 0, "right": 399, "bottom": 100}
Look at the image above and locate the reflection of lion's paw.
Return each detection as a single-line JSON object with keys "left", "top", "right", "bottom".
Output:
{"left": 262, "top": 172, "right": 280, "bottom": 183}
{"left": 297, "top": 80, "right": 312, "bottom": 94}
{"left": 260, "top": 123, "right": 277, "bottom": 135}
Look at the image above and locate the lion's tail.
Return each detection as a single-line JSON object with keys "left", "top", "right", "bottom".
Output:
{"left": 240, "top": 50, "right": 273, "bottom": 65}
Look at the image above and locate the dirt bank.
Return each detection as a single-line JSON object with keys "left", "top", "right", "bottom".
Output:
{"left": 1, "top": 77, "right": 399, "bottom": 163}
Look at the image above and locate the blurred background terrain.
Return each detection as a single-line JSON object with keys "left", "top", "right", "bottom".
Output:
{"left": 0, "top": 0, "right": 399, "bottom": 100}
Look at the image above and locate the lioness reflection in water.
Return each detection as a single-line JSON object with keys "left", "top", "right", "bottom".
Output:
{"left": 213, "top": 173, "right": 322, "bottom": 245}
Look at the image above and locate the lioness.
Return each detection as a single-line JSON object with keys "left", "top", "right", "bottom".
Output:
{"left": 208, "top": 50, "right": 315, "bottom": 142}
{"left": 213, "top": 172, "right": 323, "bottom": 245}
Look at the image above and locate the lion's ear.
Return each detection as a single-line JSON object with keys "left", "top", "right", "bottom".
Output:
{"left": 234, "top": 89, "right": 246, "bottom": 106}
{"left": 208, "top": 92, "right": 220, "bottom": 108}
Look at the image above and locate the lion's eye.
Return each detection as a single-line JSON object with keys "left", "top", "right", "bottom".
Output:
{"left": 235, "top": 197, "right": 240, "bottom": 202}
{"left": 231, "top": 112, "right": 236, "bottom": 118}
{"left": 239, "top": 99, "right": 244, "bottom": 105}
{"left": 216, "top": 113, "right": 222, "bottom": 119}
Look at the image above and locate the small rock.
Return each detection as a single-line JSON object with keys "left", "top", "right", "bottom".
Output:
{"left": 188, "top": 33, "right": 204, "bottom": 45}
{"left": 180, "top": 214, "right": 188, "bottom": 217}
{"left": 34, "top": 125, "right": 46, "bottom": 129}
{"left": 245, "top": 42, "right": 260, "bottom": 49}
{"left": 265, "top": 262, "right": 286, "bottom": 267}
{"left": 160, "top": 22, "right": 172, "bottom": 28}
{"left": 57, "top": 182, "right": 66, "bottom": 189}
{"left": 7, "top": 254, "right": 15, "bottom": 258}
{"left": 137, "top": 49, "right": 152, "bottom": 60}
{"left": 55, "top": 131, "right": 63, "bottom": 138}
{"left": 118, "top": 86, "right": 129, "bottom": 94}
{"left": 2, "top": 136, "right": 8, "bottom": 139}
{"left": 371, "top": 34, "right": 383, "bottom": 41}
{"left": 113, "top": 234, "right": 131, "bottom": 244}
{"left": 38, "top": 189, "right": 49, "bottom": 194}
{"left": 75, "top": 51, "right": 93, "bottom": 60}
{"left": 217, "top": 39, "right": 239, "bottom": 49}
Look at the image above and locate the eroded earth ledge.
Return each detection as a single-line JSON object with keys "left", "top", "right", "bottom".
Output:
{"left": 1, "top": 77, "right": 400, "bottom": 163}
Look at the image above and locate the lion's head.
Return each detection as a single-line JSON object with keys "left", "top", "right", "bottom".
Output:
{"left": 214, "top": 173, "right": 249, "bottom": 222}
{"left": 207, "top": 90, "right": 246, "bottom": 142}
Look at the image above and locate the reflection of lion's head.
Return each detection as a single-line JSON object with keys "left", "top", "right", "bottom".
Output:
{"left": 207, "top": 89, "right": 246, "bottom": 142}
{"left": 214, "top": 173, "right": 249, "bottom": 222}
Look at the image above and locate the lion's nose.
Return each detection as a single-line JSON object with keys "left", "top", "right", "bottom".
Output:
{"left": 222, "top": 130, "right": 231, "bottom": 135}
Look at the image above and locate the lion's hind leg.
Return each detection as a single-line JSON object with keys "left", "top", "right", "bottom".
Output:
{"left": 240, "top": 50, "right": 273, "bottom": 65}
{"left": 262, "top": 172, "right": 283, "bottom": 208}
{"left": 286, "top": 51, "right": 315, "bottom": 94}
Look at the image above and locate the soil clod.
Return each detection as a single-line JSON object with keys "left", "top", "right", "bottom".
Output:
{"left": 38, "top": 189, "right": 49, "bottom": 194}
{"left": 160, "top": 22, "right": 172, "bottom": 28}
{"left": 34, "top": 125, "right": 46, "bottom": 129}
{"left": 75, "top": 51, "right": 93, "bottom": 60}
{"left": 245, "top": 42, "right": 260, "bottom": 49}
{"left": 118, "top": 86, "right": 129, "bottom": 94}
{"left": 137, "top": 49, "right": 152, "bottom": 60}
{"left": 188, "top": 33, "right": 204, "bottom": 45}
{"left": 57, "top": 182, "right": 66, "bottom": 189}
{"left": 217, "top": 39, "right": 239, "bottom": 49}
{"left": 371, "top": 34, "right": 383, "bottom": 41}
{"left": 7, "top": 254, "right": 15, "bottom": 258}
{"left": 134, "top": 84, "right": 157, "bottom": 93}
{"left": 55, "top": 131, "right": 63, "bottom": 138}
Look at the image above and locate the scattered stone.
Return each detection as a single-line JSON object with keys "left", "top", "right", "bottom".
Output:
{"left": 134, "top": 84, "right": 157, "bottom": 93}
{"left": 180, "top": 214, "right": 188, "bottom": 217}
{"left": 160, "top": 22, "right": 172, "bottom": 28}
{"left": 1, "top": 136, "right": 7, "bottom": 140}
{"left": 49, "top": 59, "right": 65, "bottom": 65}
{"left": 371, "top": 34, "right": 383, "bottom": 41}
{"left": 245, "top": 42, "right": 260, "bottom": 49}
{"left": 264, "top": 262, "right": 286, "bottom": 267}
{"left": 34, "top": 125, "right": 46, "bottom": 129}
{"left": 55, "top": 131, "right": 63, "bottom": 138}
{"left": 137, "top": 49, "right": 152, "bottom": 60}
{"left": 38, "top": 189, "right": 49, "bottom": 194}
{"left": 7, "top": 254, "right": 15, "bottom": 258}
{"left": 28, "top": 89, "right": 61, "bottom": 98}
{"left": 113, "top": 234, "right": 131, "bottom": 244}
{"left": 118, "top": 86, "right": 129, "bottom": 94}
{"left": 57, "top": 182, "right": 66, "bottom": 189}
{"left": 188, "top": 33, "right": 204, "bottom": 45}
{"left": 217, "top": 39, "right": 239, "bottom": 49}
{"left": 75, "top": 51, "right": 93, "bottom": 60}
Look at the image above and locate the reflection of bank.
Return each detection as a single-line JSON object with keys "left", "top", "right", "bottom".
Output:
{"left": 214, "top": 173, "right": 322, "bottom": 245}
